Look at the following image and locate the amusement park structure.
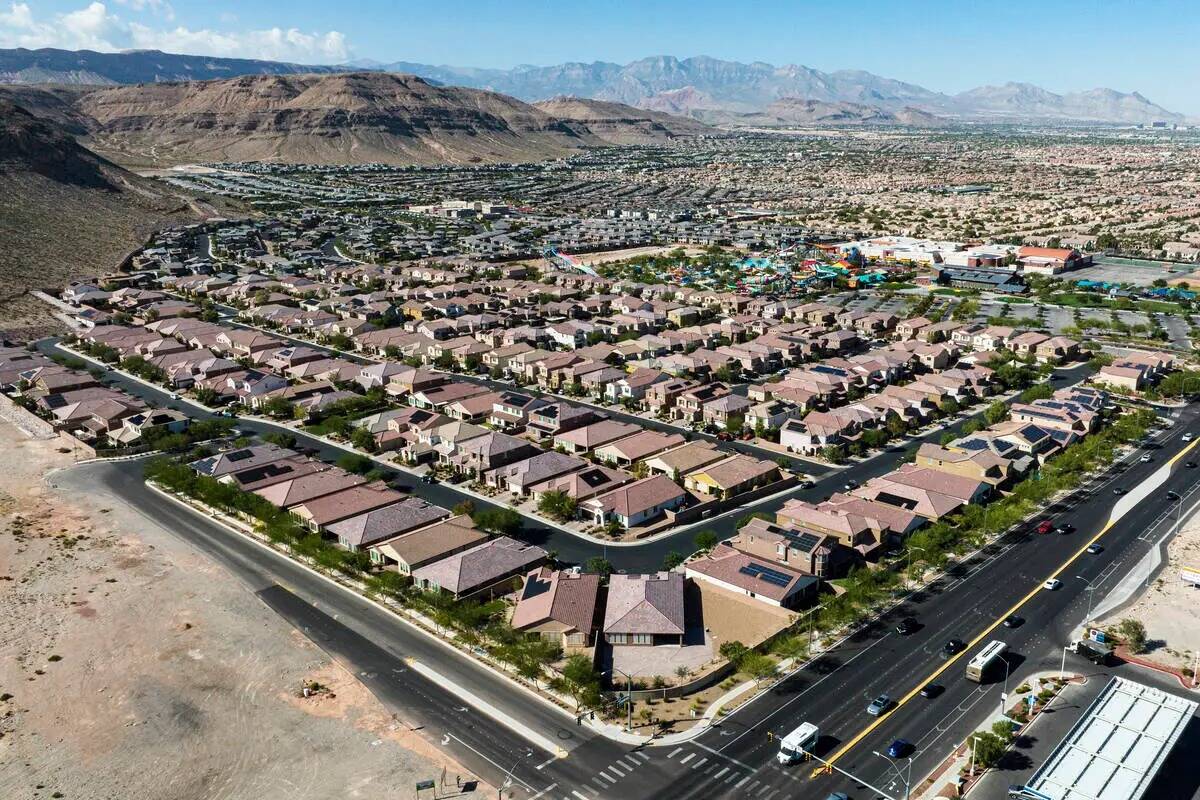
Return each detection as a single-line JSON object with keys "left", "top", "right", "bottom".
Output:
{"left": 542, "top": 246, "right": 599, "bottom": 277}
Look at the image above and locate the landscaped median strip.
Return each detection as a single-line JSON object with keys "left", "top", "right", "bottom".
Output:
{"left": 811, "top": 435, "right": 1200, "bottom": 778}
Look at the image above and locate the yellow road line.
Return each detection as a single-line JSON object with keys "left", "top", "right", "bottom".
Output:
{"left": 813, "top": 435, "right": 1197, "bottom": 776}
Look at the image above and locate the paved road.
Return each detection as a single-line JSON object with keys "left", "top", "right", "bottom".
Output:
{"left": 39, "top": 337, "right": 1096, "bottom": 572}
{"left": 661, "top": 405, "right": 1200, "bottom": 800}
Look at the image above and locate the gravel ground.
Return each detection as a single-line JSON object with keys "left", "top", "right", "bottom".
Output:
{"left": 0, "top": 421, "right": 481, "bottom": 800}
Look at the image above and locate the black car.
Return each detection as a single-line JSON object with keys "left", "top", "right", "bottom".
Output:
{"left": 919, "top": 684, "right": 944, "bottom": 699}
{"left": 1003, "top": 615, "right": 1023, "bottom": 628}
{"left": 942, "top": 638, "right": 965, "bottom": 656}
{"left": 1187, "top": 461, "right": 1198, "bottom": 469}
{"left": 1113, "top": 487, "right": 1126, "bottom": 495}
{"left": 895, "top": 617, "right": 918, "bottom": 635}
{"left": 1055, "top": 524, "right": 1074, "bottom": 535}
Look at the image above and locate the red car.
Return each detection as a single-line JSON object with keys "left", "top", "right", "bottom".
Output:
{"left": 1036, "top": 520, "right": 1054, "bottom": 534}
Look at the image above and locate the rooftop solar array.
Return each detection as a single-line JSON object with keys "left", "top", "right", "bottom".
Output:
{"left": 738, "top": 562, "right": 793, "bottom": 587}
{"left": 783, "top": 530, "right": 822, "bottom": 552}
{"left": 1026, "top": 677, "right": 1197, "bottom": 800}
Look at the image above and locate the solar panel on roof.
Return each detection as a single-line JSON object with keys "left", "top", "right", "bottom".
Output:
{"left": 783, "top": 531, "right": 822, "bottom": 552}
{"left": 739, "top": 563, "right": 793, "bottom": 587}
{"left": 226, "top": 449, "right": 253, "bottom": 462}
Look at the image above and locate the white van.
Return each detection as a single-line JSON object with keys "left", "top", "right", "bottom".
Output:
{"left": 778, "top": 722, "right": 820, "bottom": 765}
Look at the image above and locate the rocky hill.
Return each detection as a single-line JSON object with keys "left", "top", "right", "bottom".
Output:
{"left": 0, "top": 99, "right": 202, "bottom": 336}
{"left": 72, "top": 72, "right": 605, "bottom": 166}
{"left": 533, "top": 96, "right": 712, "bottom": 144}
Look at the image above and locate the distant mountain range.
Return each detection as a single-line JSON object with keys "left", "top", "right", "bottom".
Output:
{"left": 0, "top": 48, "right": 1185, "bottom": 126}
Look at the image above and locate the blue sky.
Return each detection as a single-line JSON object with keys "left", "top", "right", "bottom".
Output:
{"left": 6, "top": 1, "right": 1200, "bottom": 113}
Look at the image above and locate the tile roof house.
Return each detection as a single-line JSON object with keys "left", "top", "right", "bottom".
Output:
{"left": 290, "top": 481, "right": 409, "bottom": 534}
{"left": 915, "top": 442, "right": 1013, "bottom": 488}
{"left": 593, "top": 430, "right": 686, "bottom": 467}
{"left": 553, "top": 419, "right": 641, "bottom": 455}
{"left": 326, "top": 497, "right": 452, "bottom": 551}
{"left": 367, "top": 515, "right": 487, "bottom": 574}
{"left": 253, "top": 468, "right": 367, "bottom": 509}
{"left": 527, "top": 402, "right": 603, "bottom": 438}
{"left": 730, "top": 517, "right": 856, "bottom": 578}
{"left": 685, "top": 544, "right": 818, "bottom": 610}
{"left": 510, "top": 567, "right": 602, "bottom": 648}
{"left": 603, "top": 572, "right": 686, "bottom": 646}
{"left": 225, "top": 456, "right": 328, "bottom": 492}
{"left": 852, "top": 464, "right": 989, "bottom": 520}
{"left": 580, "top": 474, "right": 688, "bottom": 529}
{"left": 484, "top": 451, "right": 588, "bottom": 496}
{"left": 445, "top": 431, "right": 541, "bottom": 477}
{"left": 191, "top": 443, "right": 297, "bottom": 478}
{"left": 683, "top": 454, "right": 783, "bottom": 500}
{"left": 642, "top": 441, "right": 726, "bottom": 480}
{"left": 411, "top": 536, "right": 548, "bottom": 600}
{"left": 527, "top": 465, "right": 634, "bottom": 504}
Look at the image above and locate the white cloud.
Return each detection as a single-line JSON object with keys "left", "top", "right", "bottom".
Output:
{"left": 0, "top": 2, "right": 348, "bottom": 63}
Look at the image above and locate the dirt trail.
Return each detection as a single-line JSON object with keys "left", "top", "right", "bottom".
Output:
{"left": 0, "top": 421, "right": 482, "bottom": 800}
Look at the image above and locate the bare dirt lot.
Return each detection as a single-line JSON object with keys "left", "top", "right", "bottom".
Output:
{"left": 0, "top": 421, "right": 481, "bottom": 800}
{"left": 1099, "top": 510, "right": 1200, "bottom": 674}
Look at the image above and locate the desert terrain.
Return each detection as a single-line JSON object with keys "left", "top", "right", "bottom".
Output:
{"left": 0, "top": 420, "right": 481, "bottom": 800}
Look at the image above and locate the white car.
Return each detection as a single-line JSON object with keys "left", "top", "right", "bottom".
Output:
{"left": 1183, "top": 433, "right": 1193, "bottom": 442}
{"left": 1043, "top": 578, "right": 1062, "bottom": 591}
{"left": 1141, "top": 454, "right": 1152, "bottom": 462}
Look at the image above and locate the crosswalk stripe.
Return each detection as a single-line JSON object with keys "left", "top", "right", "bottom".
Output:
{"left": 735, "top": 776, "right": 751, "bottom": 788}
{"left": 714, "top": 767, "right": 729, "bottom": 780}
{"left": 679, "top": 753, "right": 695, "bottom": 764}
{"left": 691, "top": 757, "right": 708, "bottom": 769}
{"left": 761, "top": 789, "right": 779, "bottom": 799}
{"left": 618, "top": 757, "right": 639, "bottom": 770}
{"left": 667, "top": 747, "right": 682, "bottom": 759}
{"left": 725, "top": 772, "right": 739, "bottom": 784}
{"left": 596, "top": 772, "right": 615, "bottom": 784}
{"left": 608, "top": 764, "right": 625, "bottom": 777}
{"left": 591, "top": 778, "right": 607, "bottom": 790}
{"left": 632, "top": 751, "right": 651, "bottom": 762}
{"left": 571, "top": 791, "right": 589, "bottom": 800}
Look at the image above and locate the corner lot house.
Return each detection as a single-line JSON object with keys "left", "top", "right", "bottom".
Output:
{"left": 581, "top": 475, "right": 688, "bottom": 529}
{"left": 603, "top": 572, "right": 686, "bottom": 646}
{"left": 685, "top": 544, "right": 817, "bottom": 610}
{"left": 510, "top": 567, "right": 602, "bottom": 649}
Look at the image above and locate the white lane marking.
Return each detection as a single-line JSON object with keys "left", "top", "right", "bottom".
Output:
{"left": 526, "top": 783, "right": 556, "bottom": 800}
{"left": 691, "top": 757, "right": 708, "bottom": 769}
{"left": 667, "top": 747, "right": 682, "bottom": 759}
{"left": 441, "top": 733, "right": 534, "bottom": 792}
{"left": 535, "top": 756, "right": 557, "bottom": 771}
{"left": 717, "top": 634, "right": 891, "bottom": 752}
{"left": 607, "top": 763, "right": 625, "bottom": 777}
{"left": 596, "top": 772, "right": 615, "bottom": 784}
{"left": 714, "top": 767, "right": 730, "bottom": 780}
{"left": 631, "top": 751, "right": 650, "bottom": 762}
{"left": 679, "top": 753, "right": 695, "bottom": 764}
{"left": 618, "top": 757, "right": 639, "bottom": 770}
{"left": 571, "top": 791, "right": 589, "bottom": 800}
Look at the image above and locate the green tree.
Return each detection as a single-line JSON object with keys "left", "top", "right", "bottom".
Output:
{"left": 473, "top": 508, "right": 522, "bottom": 536}
{"left": 1117, "top": 618, "right": 1147, "bottom": 653}
{"left": 557, "top": 654, "right": 602, "bottom": 709}
{"left": 349, "top": 425, "right": 377, "bottom": 452}
{"left": 662, "top": 551, "right": 685, "bottom": 570}
{"left": 719, "top": 641, "right": 749, "bottom": 668}
{"left": 693, "top": 530, "right": 720, "bottom": 551}
{"left": 984, "top": 401, "right": 1009, "bottom": 426}
{"left": 537, "top": 490, "right": 578, "bottom": 522}
{"left": 337, "top": 453, "right": 374, "bottom": 474}
{"left": 739, "top": 652, "right": 778, "bottom": 680}
{"left": 584, "top": 556, "right": 613, "bottom": 577}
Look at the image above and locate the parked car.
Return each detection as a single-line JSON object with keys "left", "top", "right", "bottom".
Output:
{"left": 895, "top": 617, "right": 918, "bottom": 636}
{"left": 1036, "top": 520, "right": 1054, "bottom": 535}
{"left": 1043, "top": 578, "right": 1062, "bottom": 591}
{"left": 867, "top": 694, "right": 893, "bottom": 716}
{"left": 887, "top": 739, "right": 913, "bottom": 758}
{"left": 1086, "top": 543, "right": 1104, "bottom": 555}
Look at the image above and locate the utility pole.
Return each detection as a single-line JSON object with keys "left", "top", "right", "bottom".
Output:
{"left": 803, "top": 747, "right": 899, "bottom": 800}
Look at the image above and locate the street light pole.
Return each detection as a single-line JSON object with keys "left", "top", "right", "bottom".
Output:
{"left": 906, "top": 546, "right": 926, "bottom": 592}
{"left": 1061, "top": 645, "right": 1072, "bottom": 680}
{"left": 1075, "top": 575, "right": 1097, "bottom": 624}
{"left": 873, "top": 750, "right": 914, "bottom": 800}
{"left": 607, "top": 666, "right": 634, "bottom": 733}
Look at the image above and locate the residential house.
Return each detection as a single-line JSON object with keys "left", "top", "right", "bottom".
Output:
{"left": 602, "top": 572, "right": 685, "bottom": 646}
{"left": 411, "top": 536, "right": 548, "bottom": 600}
{"left": 327, "top": 497, "right": 452, "bottom": 552}
{"left": 553, "top": 420, "right": 641, "bottom": 455}
{"left": 683, "top": 455, "right": 783, "bottom": 500}
{"left": 642, "top": 441, "right": 726, "bottom": 480}
{"left": 685, "top": 544, "right": 818, "bottom": 610}
{"left": 730, "top": 517, "right": 856, "bottom": 578}
{"left": 485, "top": 451, "right": 587, "bottom": 496}
{"left": 367, "top": 515, "right": 487, "bottom": 573}
{"left": 510, "top": 568, "right": 602, "bottom": 649}
{"left": 593, "top": 430, "right": 686, "bottom": 468}
{"left": 580, "top": 475, "right": 688, "bottom": 529}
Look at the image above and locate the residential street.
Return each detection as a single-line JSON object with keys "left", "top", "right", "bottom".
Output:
{"left": 46, "top": 342, "right": 1200, "bottom": 799}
